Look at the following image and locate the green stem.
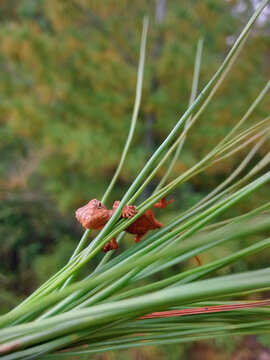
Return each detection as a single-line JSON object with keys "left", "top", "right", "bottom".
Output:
{"left": 155, "top": 37, "right": 204, "bottom": 191}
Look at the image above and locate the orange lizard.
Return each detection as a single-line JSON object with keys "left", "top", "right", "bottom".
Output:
{"left": 75, "top": 197, "right": 174, "bottom": 252}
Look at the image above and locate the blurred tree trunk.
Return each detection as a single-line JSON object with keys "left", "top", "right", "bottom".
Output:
{"left": 143, "top": 0, "right": 166, "bottom": 198}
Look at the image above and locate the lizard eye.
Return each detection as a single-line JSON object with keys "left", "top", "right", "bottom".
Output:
{"left": 98, "top": 202, "right": 102, "bottom": 208}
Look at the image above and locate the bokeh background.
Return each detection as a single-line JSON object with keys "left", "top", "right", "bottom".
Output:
{"left": 0, "top": 0, "right": 269, "bottom": 359}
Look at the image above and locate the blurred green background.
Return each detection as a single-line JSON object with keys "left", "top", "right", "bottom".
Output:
{"left": 0, "top": 0, "right": 269, "bottom": 358}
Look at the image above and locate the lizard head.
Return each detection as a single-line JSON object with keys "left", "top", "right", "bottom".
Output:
{"left": 75, "top": 199, "right": 108, "bottom": 229}
{"left": 87, "top": 199, "right": 106, "bottom": 210}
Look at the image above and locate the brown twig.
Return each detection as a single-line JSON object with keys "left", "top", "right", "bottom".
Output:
{"left": 139, "top": 299, "right": 270, "bottom": 319}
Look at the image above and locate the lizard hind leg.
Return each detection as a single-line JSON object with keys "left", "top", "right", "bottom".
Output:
{"left": 153, "top": 219, "right": 163, "bottom": 229}
{"left": 153, "top": 196, "right": 174, "bottom": 209}
{"left": 102, "top": 238, "right": 118, "bottom": 252}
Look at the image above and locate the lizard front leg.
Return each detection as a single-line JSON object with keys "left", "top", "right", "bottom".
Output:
{"left": 102, "top": 201, "right": 137, "bottom": 252}
{"left": 112, "top": 200, "right": 137, "bottom": 219}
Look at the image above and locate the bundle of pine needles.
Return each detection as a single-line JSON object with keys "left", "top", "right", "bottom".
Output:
{"left": 0, "top": 1, "right": 270, "bottom": 358}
